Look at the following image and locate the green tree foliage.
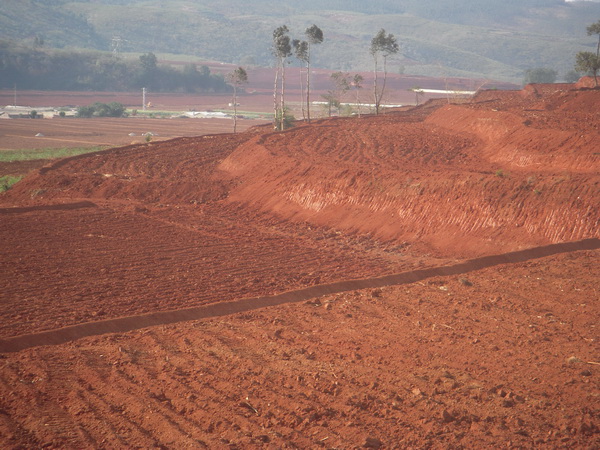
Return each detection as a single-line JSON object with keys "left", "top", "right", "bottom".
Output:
{"left": 77, "top": 102, "right": 125, "bottom": 118}
{"left": 328, "top": 71, "right": 351, "bottom": 116}
{"left": 575, "top": 20, "right": 600, "bottom": 86}
{"left": 370, "top": 29, "right": 399, "bottom": 114}
{"left": 138, "top": 52, "right": 158, "bottom": 88}
{"left": 226, "top": 67, "right": 248, "bottom": 133}
{"left": 304, "top": 25, "right": 324, "bottom": 122}
{"left": 2, "top": 0, "right": 600, "bottom": 84}
{"left": 352, "top": 74, "right": 364, "bottom": 117}
{"left": 523, "top": 67, "right": 558, "bottom": 84}
{"left": 588, "top": 20, "right": 600, "bottom": 58}
{"left": 0, "top": 44, "right": 230, "bottom": 92}
{"left": 293, "top": 38, "right": 309, "bottom": 120}
{"left": 139, "top": 52, "right": 157, "bottom": 72}
{"left": 77, "top": 102, "right": 123, "bottom": 118}
{"left": 272, "top": 26, "right": 292, "bottom": 131}
{"left": 575, "top": 51, "right": 600, "bottom": 86}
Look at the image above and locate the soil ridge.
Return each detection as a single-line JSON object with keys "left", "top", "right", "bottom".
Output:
{"left": 1, "top": 237, "right": 597, "bottom": 353}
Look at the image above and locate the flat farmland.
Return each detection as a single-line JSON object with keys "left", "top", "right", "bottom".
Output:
{"left": 0, "top": 116, "right": 268, "bottom": 150}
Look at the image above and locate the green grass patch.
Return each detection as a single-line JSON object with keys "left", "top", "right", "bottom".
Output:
{"left": 0, "top": 146, "right": 110, "bottom": 163}
{"left": 0, "top": 175, "right": 23, "bottom": 193}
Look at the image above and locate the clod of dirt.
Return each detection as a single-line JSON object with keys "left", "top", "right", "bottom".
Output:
{"left": 363, "top": 437, "right": 383, "bottom": 448}
{"left": 442, "top": 409, "right": 457, "bottom": 423}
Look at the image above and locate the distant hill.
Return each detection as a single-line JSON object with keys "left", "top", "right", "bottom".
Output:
{"left": 1, "top": 0, "right": 599, "bottom": 83}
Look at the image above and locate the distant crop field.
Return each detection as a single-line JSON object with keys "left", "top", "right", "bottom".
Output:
{"left": 0, "top": 115, "right": 269, "bottom": 151}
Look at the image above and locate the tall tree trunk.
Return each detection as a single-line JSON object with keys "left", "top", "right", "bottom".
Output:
{"left": 233, "top": 84, "right": 238, "bottom": 133}
{"left": 307, "top": 44, "right": 311, "bottom": 123}
{"left": 281, "top": 62, "right": 286, "bottom": 129}
{"left": 380, "top": 55, "right": 388, "bottom": 113}
{"left": 273, "top": 62, "right": 280, "bottom": 130}
{"left": 300, "top": 66, "right": 306, "bottom": 121}
{"left": 596, "top": 35, "right": 600, "bottom": 87}
{"left": 373, "top": 56, "right": 380, "bottom": 115}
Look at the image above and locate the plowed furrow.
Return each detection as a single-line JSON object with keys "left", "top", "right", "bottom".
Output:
{"left": 85, "top": 353, "right": 214, "bottom": 445}
{"left": 76, "top": 350, "right": 195, "bottom": 446}
{"left": 0, "top": 360, "right": 93, "bottom": 447}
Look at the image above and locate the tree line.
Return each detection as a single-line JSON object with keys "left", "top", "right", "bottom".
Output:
{"left": 0, "top": 42, "right": 230, "bottom": 93}
{"left": 525, "top": 20, "right": 600, "bottom": 86}
{"left": 270, "top": 24, "right": 399, "bottom": 130}
{"left": 575, "top": 20, "right": 600, "bottom": 86}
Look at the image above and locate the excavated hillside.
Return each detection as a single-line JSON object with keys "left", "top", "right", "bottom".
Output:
{"left": 6, "top": 85, "right": 598, "bottom": 258}
{"left": 0, "top": 85, "right": 599, "bottom": 448}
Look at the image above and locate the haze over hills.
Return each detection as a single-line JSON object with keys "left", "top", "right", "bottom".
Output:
{"left": 1, "top": 0, "right": 599, "bottom": 83}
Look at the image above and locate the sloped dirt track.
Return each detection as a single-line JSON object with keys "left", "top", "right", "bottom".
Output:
{"left": 0, "top": 84, "right": 599, "bottom": 448}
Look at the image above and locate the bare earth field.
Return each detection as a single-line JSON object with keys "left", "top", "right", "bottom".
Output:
{"left": 0, "top": 84, "right": 598, "bottom": 448}
{"left": 0, "top": 115, "right": 267, "bottom": 150}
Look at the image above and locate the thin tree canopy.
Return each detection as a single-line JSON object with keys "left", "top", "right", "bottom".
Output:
{"left": 370, "top": 29, "right": 399, "bottom": 58}
{"left": 370, "top": 29, "right": 399, "bottom": 114}
{"left": 306, "top": 24, "right": 324, "bottom": 45}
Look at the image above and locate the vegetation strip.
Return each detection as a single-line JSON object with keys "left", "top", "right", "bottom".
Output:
{"left": 1, "top": 238, "right": 598, "bottom": 353}
{"left": 0, "top": 146, "right": 110, "bottom": 162}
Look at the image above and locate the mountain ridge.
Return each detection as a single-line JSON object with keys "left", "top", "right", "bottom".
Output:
{"left": 1, "top": 0, "right": 599, "bottom": 82}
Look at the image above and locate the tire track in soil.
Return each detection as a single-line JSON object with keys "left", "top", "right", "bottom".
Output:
{"left": 1, "top": 237, "right": 598, "bottom": 353}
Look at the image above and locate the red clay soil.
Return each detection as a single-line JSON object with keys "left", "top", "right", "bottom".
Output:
{"left": 0, "top": 85, "right": 598, "bottom": 448}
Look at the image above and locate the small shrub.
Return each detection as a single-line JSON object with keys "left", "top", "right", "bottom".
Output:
{"left": 495, "top": 169, "right": 505, "bottom": 177}
{"left": 274, "top": 108, "right": 295, "bottom": 131}
{"left": 77, "top": 105, "right": 95, "bottom": 118}
{"left": 77, "top": 102, "right": 126, "bottom": 118}
{"left": 0, "top": 175, "right": 22, "bottom": 192}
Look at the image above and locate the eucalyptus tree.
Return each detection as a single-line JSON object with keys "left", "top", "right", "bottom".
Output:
{"left": 410, "top": 86, "right": 425, "bottom": 105}
{"left": 226, "top": 66, "right": 248, "bottom": 133}
{"left": 272, "top": 25, "right": 292, "bottom": 130}
{"left": 370, "top": 29, "right": 399, "bottom": 114}
{"left": 575, "top": 20, "right": 600, "bottom": 86}
{"left": 293, "top": 39, "right": 309, "bottom": 120}
{"left": 588, "top": 20, "right": 600, "bottom": 58}
{"left": 575, "top": 52, "right": 600, "bottom": 86}
{"left": 322, "top": 71, "right": 351, "bottom": 117}
{"left": 304, "top": 25, "right": 324, "bottom": 122}
{"left": 351, "top": 74, "right": 364, "bottom": 117}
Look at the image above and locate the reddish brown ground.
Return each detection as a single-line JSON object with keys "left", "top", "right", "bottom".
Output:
{"left": 0, "top": 84, "right": 598, "bottom": 448}
{"left": 0, "top": 116, "right": 267, "bottom": 151}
